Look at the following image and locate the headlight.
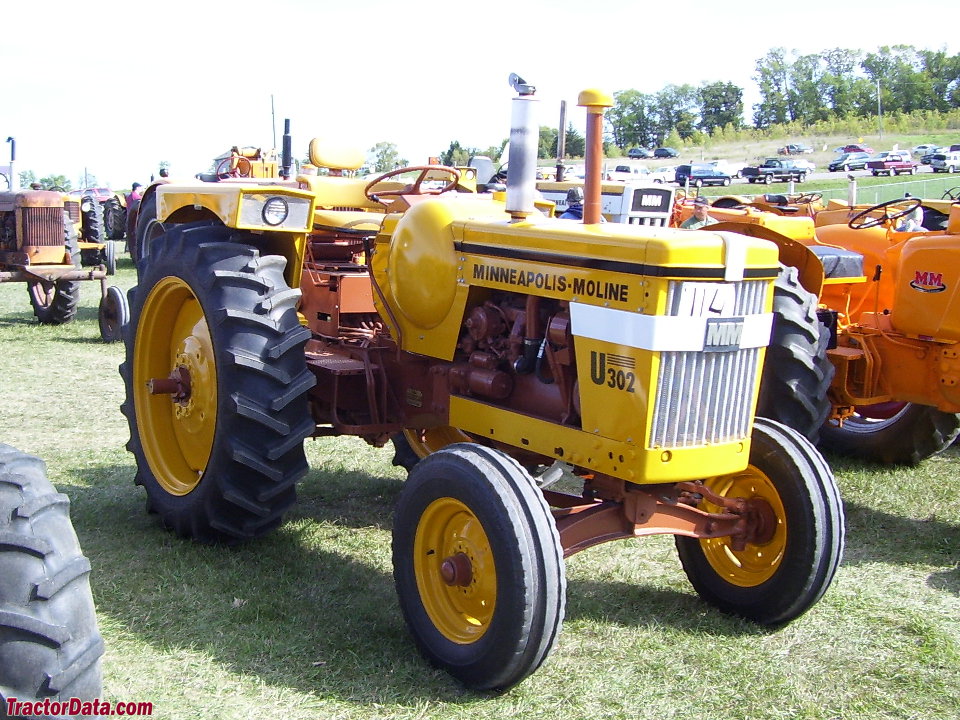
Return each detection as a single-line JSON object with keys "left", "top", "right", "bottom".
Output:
{"left": 262, "top": 196, "right": 289, "bottom": 226}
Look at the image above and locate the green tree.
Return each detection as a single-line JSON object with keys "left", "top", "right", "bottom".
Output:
{"left": 656, "top": 84, "right": 699, "bottom": 140}
{"left": 18, "top": 170, "right": 37, "bottom": 188}
{"left": 787, "top": 53, "right": 828, "bottom": 123}
{"left": 753, "top": 48, "right": 790, "bottom": 127}
{"left": 606, "top": 89, "right": 658, "bottom": 148}
{"left": 40, "top": 174, "right": 72, "bottom": 190}
{"left": 369, "top": 142, "right": 406, "bottom": 172}
{"left": 699, "top": 81, "right": 744, "bottom": 134}
{"left": 440, "top": 141, "right": 471, "bottom": 167}
{"left": 537, "top": 126, "right": 558, "bottom": 159}
{"left": 821, "top": 48, "right": 862, "bottom": 116}
{"left": 552, "top": 123, "right": 585, "bottom": 158}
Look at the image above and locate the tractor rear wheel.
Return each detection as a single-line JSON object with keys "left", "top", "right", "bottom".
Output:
{"left": 103, "top": 195, "right": 126, "bottom": 240}
{"left": 392, "top": 443, "right": 565, "bottom": 691}
{"left": 675, "top": 418, "right": 844, "bottom": 625}
{"left": 80, "top": 193, "right": 104, "bottom": 245}
{"left": 133, "top": 193, "right": 166, "bottom": 271}
{"left": 819, "top": 402, "right": 960, "bottom": 465}
{"left": 757, "top": 265, "right": 834, "bottom": 442}
{"left": 120, "top": 222, "right": 316, "bottom": 542}
{"left": 0, "top": 445, "right": 104, "bottom": 712}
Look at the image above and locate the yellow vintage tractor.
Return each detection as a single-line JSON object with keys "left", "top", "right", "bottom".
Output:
{"left": 120, "top": 81, "right": 844, "bottom": 690}
{"left": 0, "top": 187, "right": 108, "bottom": 324}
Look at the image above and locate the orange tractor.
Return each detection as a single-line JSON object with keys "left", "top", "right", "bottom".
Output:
{"left": 686, "top": 190, "right": 960, "bottom": 464}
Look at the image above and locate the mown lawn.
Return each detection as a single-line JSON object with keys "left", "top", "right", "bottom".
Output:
{"left": 0, "top": 226, "right": 957, "bottom": 719}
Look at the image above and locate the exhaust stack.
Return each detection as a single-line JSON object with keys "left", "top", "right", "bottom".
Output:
{"left": 280, "top": 119, "right": 293, "bottom": 179}
{"left": 506, "top": 73, "right": 538, "bottom": 221}
{"left": 578, "top": 89, "right": 613, "bottom": 225}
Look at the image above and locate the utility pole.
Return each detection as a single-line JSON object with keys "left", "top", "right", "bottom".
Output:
{"left": 877, "top": 79, "right": 883, "bottom": 141}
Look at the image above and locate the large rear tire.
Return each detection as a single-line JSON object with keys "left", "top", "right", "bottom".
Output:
{"left": 675, "top": 418, "right": 844, "bottom": 625}
{"left": 0, "top": 445, "right": 104, "bottom": 714}
{"left": 392, "top": 444, "right": 565, "bottom": 691}
{"left": 133, "top": 193, "right": 165, "bottom": 271}
{"left": 120, "top": 222, "right": 316, "bottom": 542}
{"left": 819, "top": 402, "right": 960, "bottom": 465}
{"left": 102, "top": 196, "right": 126, "bottom": 240}
{"left": 757, "top": 265, "right": 834, "bottom": 442}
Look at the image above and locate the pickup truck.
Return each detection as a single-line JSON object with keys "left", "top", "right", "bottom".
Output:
{"left": 867, "top": 151, "right": 919, "bottom": 176}
{"left": 741, "top": 158, "right": 809, "bottom": 184}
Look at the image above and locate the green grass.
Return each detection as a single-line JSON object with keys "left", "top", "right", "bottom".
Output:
{"left": 1, "top": 231, "right": 959, "bottom": 719}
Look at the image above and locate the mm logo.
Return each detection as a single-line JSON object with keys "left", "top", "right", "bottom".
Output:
{"left": 704, "top": 318, "right": 743, "bottom": 352}
{"left": 910, "top": 270, "right": 947, "bottom": 293}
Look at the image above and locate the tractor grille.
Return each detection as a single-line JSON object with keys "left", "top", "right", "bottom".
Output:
{"left": 64, "top": 200, "right": 81, "bottom": 223}
{"left": 649, "top": 280, "right": 768, "bottom": 448}
{"left": 21, "top": 207, "right": 65, "bottom": 247}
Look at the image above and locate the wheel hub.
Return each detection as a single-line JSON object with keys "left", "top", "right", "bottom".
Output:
{"left": 440, "top": 552, "right": 473, "bottom": 587}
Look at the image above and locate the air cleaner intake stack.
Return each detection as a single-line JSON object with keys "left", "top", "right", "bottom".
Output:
{"left": 578, "top": 89, "right": 613, "bottom": 225}
{"left": 506, "top": 73, "right": 538, "bottom": 221}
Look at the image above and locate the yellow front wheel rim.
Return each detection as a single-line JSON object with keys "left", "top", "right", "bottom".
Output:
{"left": 699, "top": 470, "right": 786, "bottom": 587}
{"left": 414, "top": 497, "right": 496, "bottom": 643}
{"left": 134, "top": 276, "right": 217, "bottom": 496}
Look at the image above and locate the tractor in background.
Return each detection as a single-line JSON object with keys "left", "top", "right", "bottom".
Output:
{"left": 120, "top": 78, "right": 843, "bottom": 691}
{"left": 0, "top": 187, "right": 108, "bottom": 324}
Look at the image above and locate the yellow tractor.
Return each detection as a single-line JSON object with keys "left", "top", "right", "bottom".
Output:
{"left": 120, "top": 80, "right": 844, "bottom": 690}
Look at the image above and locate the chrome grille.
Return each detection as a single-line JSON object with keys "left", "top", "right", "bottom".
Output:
{"left": 21, "top": 207, "right": 64, "bottom": 247}
{"left": 650, "top": 280, "right": 768, "bottom": 448}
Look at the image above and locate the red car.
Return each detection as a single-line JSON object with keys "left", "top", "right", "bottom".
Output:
{"left": 835, "top": 144, "right": 874, "bottom": 154}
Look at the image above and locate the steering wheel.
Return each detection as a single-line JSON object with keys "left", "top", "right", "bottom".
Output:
{"left": 364, "top": 165, "right": 460, "bottom": 204}
{"left": 216, "top": 156, "right": 253, "bottom": 179}
{"left": 848, "top": 197, "right": 922, "bottom": 230}
{"left": 792, "top": 192, "right": 823, "bottom": 204}
{"left": 942, "top": 187, "right": 960, "bottom": 201}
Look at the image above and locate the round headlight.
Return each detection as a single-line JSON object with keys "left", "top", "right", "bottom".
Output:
{"left": 262, "top": 197, "right": 289, "bottom": 226}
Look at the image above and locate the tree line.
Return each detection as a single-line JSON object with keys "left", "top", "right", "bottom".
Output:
{"left": 607, "top": 45, "right": 960, "bottom": 150}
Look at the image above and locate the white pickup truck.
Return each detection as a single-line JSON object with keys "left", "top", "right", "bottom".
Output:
{"left": 605, "top": 164, "right": 672, "bottom": 183}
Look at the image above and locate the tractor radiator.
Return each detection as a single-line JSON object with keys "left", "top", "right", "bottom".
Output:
{"left": 21, "top": 207, "right": 64, "bottom": 247}
{"left": 649, "top": 280, "right": 767, "bottom": 448}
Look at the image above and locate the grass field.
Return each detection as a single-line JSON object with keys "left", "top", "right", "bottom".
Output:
{"left": 1, "top": 190, "right": 958, "bottom": 719}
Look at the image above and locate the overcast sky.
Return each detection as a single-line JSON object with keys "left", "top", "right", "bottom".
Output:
{"left": 1, "top": 0, "right": 955, "bottom": 189}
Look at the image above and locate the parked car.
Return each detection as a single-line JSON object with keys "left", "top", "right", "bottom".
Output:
{"left": 866, "top": 151, "right": 919, "bottom": 176}
{"left": 674, "top": 163, "right": 732, "bottom": 187}
{"left": 828, "top": 152, "right": 871, "bottom": 172}
{"left": 834, "top": 144, "right": 874, "bottom": 154}
{"left": 930, "top": 152, "right": 960, "bottom": 173}
{"left": 777, "top": 143, "right": 813, "bottom": 155}
{"left": 921, "top": 149, "right": 944, "bottom": 165}
{"left": 627, "top": 147, "right": 653, "bottom": 159}
{"left": 705, "top": 160, "right": 747, "bottom": 178}
{"left": 789, "top": 159, "right": 816, "bottom": 172}
{"left": 912, "top": 143, "right": 941, "bottom": 156}
{"left": 654, "top": 147, "right": 679, "bottom": 158}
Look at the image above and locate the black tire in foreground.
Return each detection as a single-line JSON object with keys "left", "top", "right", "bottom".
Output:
{"left": 757, "top": 265, "right": 834, "bottom": 443}
{"left": 392, "top": 443, "right": 565, "bottom": 691}
{"left": 819, "top": 402, "right": 960, "bottom": 465}
{"left": 120, "top": 222, "right": 316, "bottom": 543}
{"left": 675, "top": 418, "right": 844, "bottom": 626}
{"left": 0, "top": 444, "right": 103, "bottom": 714}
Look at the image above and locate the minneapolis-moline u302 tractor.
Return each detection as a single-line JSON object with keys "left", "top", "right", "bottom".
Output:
{"left": 122, "top": 79, "right": 844, "bottom": 690}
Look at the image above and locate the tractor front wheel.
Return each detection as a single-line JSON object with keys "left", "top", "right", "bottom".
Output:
{"left": 676, "top": 418, "right": 844, "bottom": 625}
{"left": 120, "top": 222, "right": 316, "bottom": 542}
{"left": 0, "top": 445, "right": 104, "bottom": 710}
{"left": 392, "top": 443, "right": 565, "bottom": 691}
{"left": 819, "top": 402, "right": 960, "bottom": 465}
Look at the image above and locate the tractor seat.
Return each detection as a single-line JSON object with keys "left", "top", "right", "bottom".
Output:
{"left": 809, "top": 244, "right": 864, "bottom": 279}
{"left": 312, "top": 209, "right": 385, "bottom": 235}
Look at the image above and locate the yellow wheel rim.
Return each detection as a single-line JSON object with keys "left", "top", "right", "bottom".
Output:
{"left": 134, "top": 276, "right": 217, "bottom": 496}
{"left": 413, "top": 497, "right": 496, "bottom": 643}
{"left": 403, "top": 427, "right": 471, "bottom": 459}
{"left": 698, "top": 470, "right": 786, "bottom": 587}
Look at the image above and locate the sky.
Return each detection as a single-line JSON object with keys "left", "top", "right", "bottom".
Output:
{"left": 0, "top": 0, "right": 956, "bottom": 190}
